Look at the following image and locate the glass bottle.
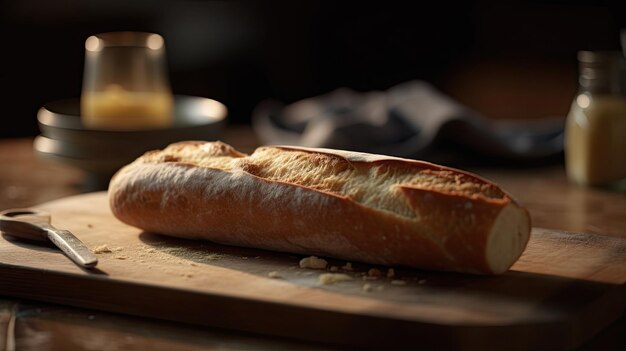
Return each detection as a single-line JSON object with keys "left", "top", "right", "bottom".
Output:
{"left": 564, "top": 51, "right": 626, "bottom": 187}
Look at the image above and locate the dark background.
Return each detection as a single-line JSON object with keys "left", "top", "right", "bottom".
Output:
{"left": 1, "top": 0, "right": 625, "bottom": 138}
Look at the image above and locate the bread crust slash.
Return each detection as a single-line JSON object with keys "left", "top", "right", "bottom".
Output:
{"left": 108, "top": 141, "right": 531, "bottom": 274}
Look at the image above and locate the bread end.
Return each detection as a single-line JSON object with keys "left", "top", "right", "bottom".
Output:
{"left": 485, "top": 203, "right": 531, "bottom": 274}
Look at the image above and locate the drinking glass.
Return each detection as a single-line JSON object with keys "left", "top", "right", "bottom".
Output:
{"left": 81, "top": 31, "right": 174, "bottom": 130}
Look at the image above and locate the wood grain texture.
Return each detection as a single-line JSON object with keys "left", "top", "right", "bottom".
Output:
{"left": 3, "top": 300, "right": 331, "bottom": 351}
{"left": 0, "top": 192, "right": 624, "bottom": 350}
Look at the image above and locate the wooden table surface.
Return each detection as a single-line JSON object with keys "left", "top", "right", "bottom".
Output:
{"left": 0, "top": 125, "right": 624, "bottom": 350}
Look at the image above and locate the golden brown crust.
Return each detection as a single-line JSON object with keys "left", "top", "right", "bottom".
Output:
{"left": 108, "top": 141, "right": 531, "bottom": 274}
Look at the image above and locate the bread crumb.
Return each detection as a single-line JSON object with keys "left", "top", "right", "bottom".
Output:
{"left": 158, "top": 247, "right": 223, "bottom": 262}
{"left": 299, "top": 256, "right": 328, "bottom": 269}
{"left": 319, "top": 273, "right": 352, "bottom": 285}
{"left": 92, "top": 245, "right": 112, "bottom": 254}
{"left": 362, "top": 283, "right": 372, "bottom": 292}
{"left": 417, "top": 279, "right": 427, "bottom": 284}
{"left": 386, "top": 268, "right": 395, "bottom": 278}
{"left": 341, "top": 262, "right": 353, "bottom": 271}
{"left": 146, "top": 248, "right": 156, "bottom": 253}
{"left": 367, "top": 268, "right": 382, "bottom": 277}
{"left": 268, "top": 271, "right": 283, "bottom": 279}
{"left": 189, "top": 262, "right": 198, "bottom": 267}
{"left": 391, "top": 280, "right": 406, "bottom": 285}
{"left": 329, "top": 266, "right": 339, "bottom": 272}
{"left": 87, "top": 224, "right": 93, "bottom": 229}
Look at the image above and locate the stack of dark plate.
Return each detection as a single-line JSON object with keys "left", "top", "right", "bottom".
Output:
{"left": 34, "top": 95, "right": 227, "bottom": 190}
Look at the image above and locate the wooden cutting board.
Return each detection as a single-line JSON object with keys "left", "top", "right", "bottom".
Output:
{"left": 0, "top": 192, "right": 624, "bottom": 351}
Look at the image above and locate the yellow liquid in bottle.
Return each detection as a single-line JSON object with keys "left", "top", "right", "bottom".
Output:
{"left": 565, "top": 94, "right": 626, "bottom": 186}
{"left": 81, "top": 84, "right": 174, "bottom": 130}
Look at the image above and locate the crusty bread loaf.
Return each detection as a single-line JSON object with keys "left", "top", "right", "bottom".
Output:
{"left": 108, "top": 141, "right": 531, "bottom": 274}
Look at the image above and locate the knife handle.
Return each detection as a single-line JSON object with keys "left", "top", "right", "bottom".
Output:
{"left": 45, "top": 227, "right": 98, "bottom": 268}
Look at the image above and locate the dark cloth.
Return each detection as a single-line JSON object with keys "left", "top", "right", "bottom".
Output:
{"left": 252, "top": 81, "right": 565, "bottom": 167}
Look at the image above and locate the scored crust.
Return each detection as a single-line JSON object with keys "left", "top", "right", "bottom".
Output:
{"left": 108, "top": 141, "right": 531, "bottom": 274}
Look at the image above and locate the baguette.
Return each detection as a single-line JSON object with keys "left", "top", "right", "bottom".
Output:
{"left": 108, "top": 141, "right": 531, "bottom": 274}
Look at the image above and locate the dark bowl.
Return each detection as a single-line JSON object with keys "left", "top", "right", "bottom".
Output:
{"left": 34, "top": 95, "right": 227, "bottom": 190}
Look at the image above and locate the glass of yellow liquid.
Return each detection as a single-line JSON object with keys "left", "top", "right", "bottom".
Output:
{"left": 81, "top": 31, "right": 174, "bottom": 130}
